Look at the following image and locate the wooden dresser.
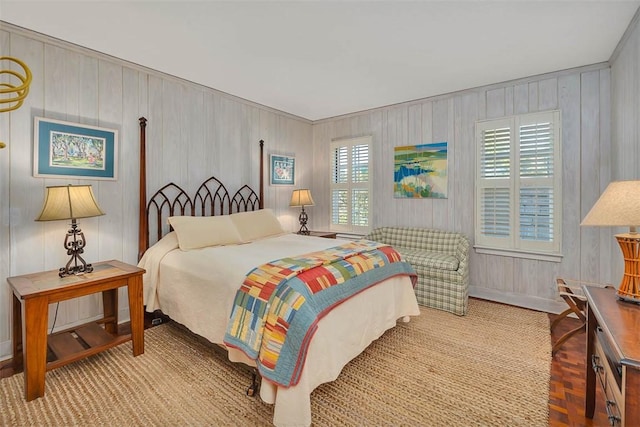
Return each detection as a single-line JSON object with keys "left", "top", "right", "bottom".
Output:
{"left": 584, "top": 286, "right": 640, "bottom": 426}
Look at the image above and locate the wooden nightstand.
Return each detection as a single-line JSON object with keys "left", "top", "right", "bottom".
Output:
{"left": 307, "top": 231, "right": 337, "bottom": 239}
{"left": 7, "top": 260, "right": 145, "bottom": 401}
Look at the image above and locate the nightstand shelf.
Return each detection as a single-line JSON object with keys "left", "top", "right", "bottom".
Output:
{"left": 46, "top": 322, "right": 131, "bottom": 370}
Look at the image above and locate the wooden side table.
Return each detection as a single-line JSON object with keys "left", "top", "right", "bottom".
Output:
{"left": 7, "top": 260, "right": 145, "bottom": 401}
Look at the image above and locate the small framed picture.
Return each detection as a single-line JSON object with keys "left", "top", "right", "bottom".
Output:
{"left": 270, "top": 154, "right": 295, "bottom": 186}
{"left": 33, "top": 117, "right": 118, "bottom": 180}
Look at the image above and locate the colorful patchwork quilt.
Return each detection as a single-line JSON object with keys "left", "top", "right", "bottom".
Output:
{"left": 223, "top": 239, "right": 417, "bottom": 387}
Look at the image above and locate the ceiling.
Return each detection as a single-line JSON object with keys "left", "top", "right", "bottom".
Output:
{"left": 1, "top": 1, "right": 639, "bottom": 121}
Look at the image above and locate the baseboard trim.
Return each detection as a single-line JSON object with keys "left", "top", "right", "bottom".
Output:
{"left": 0, "top": 340, "right": 11, "bottom": 363}
{"left": 470, "top": 286, "right": 566, "bottom": 314}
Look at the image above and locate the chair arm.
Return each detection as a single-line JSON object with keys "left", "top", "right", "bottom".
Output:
{"left": 455, "top": 234, "right": 471, "bottom": 278}
{"left": 366, "top": 228, "right": 385, "bottom": 243}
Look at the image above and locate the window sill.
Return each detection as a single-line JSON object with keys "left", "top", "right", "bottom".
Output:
{"left": 473, "top": 245, "right": 563, "bottom": 262}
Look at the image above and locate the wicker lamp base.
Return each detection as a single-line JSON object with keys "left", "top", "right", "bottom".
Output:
{"left": 615, "top": 234, "right": 640, "bottom": 302}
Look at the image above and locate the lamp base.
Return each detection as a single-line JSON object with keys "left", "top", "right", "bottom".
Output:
{"left": 58, "top": 220, "right": 94, "bottom": 278}
{"left": 614, "top": 234, "right": 640, "bottom": 303}
{"left": 617, "top": 294, "right": 640, "bottom": 304}
{"left": 59, "top": 264, "right": 94, "bottom": 278}
{"left": 297, "top": 207, "right": 310, "bottom": 235}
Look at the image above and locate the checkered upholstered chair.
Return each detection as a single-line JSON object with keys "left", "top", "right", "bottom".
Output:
{"left": 367, "top": 227, "right": 470, "bottom": 316}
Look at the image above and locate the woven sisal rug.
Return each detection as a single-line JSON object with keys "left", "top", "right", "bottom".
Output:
{"left": 0, "top": 299, "right": 550, "bottom": 426}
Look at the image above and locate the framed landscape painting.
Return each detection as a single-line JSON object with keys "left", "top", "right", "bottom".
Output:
{"left": 394, "top": 142, "right": 448, "bottom": 198}
{"left": 270, "top": 154, "right": 295, "bottom": 185}
{"left": 33, "top": 117, "right": 118, "bottom": 180}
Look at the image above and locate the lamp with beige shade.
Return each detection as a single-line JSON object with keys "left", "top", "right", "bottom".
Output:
{"left": 581, "top": 180, "right": 640, "bottom": 302}
{"left": 290, "top": 189, "right": 314, "bottom": 235}
{"left": 36, "top": 184, "right": 105, "bottom": 277}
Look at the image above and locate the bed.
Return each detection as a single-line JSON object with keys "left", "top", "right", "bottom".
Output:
{"left": 136, "top": 118, "right": 421, "bottom": 426}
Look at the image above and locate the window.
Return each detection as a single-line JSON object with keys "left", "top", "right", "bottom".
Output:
{"left": 330, "top": 136, "right": 371, "bottom": 234}
{"left": 475, "top": 111, "right": 562, "bottom": 260}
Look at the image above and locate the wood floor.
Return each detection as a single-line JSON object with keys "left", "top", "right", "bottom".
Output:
{"left": 1, "top": 311, "right": 609, "bottom": 426}
{"left": 548, "top": 312, "right": 608, "bottom": 427}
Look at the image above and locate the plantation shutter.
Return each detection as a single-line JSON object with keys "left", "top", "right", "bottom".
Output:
{"left": 351, "top": 144, "right": 369, "bottom": 227}
{"left": 475, "top": 111, "right": 561, "bottom": 258}
{"left": 331, "top": 146, "right": 348, "bottom": 225}
{"left": 476, "top": 120, "right": 513, "bottom": 249}
{"left": 330, "top": 137, "right": 371, "bottom": 233}
{"left": 517, "top": 112, "right": 560, "bottom": 253}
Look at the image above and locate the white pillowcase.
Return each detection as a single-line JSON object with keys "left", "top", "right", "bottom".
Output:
{"left": 230, "top": 208, "right": 286, "bottom": 242}
{"left": 167, "top": 215, "right": 244, "bottom": 250}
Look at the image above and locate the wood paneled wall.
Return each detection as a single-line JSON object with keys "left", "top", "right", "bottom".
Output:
{"left": 0, "top": 23, "right": 312, "bottom": 360}
{"left": 4, "top": 13, "right": 640, "bottom": 360}
{"left": 312, "top": 66, "right": 614, "bottom": 313}
{"left": 612, "top": 13, "right": 640, "bottom": 182}
{"left": 609, "top": 11, "right": 640, "bottom": 294}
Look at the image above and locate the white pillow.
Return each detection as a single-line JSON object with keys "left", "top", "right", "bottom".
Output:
{"left": 167, "top": 215, "right": 244, "bottom": 250}
{"left": 230, "top": 209, "right": 286, "bottom": 242}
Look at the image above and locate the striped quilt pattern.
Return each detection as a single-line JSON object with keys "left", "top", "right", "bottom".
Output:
{"left": 223, "top": 240, "right": 416, "bottom": 387}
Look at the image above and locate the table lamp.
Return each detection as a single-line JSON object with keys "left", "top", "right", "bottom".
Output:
{"left": 290, "top": 189, "right": 314, "bottom": 235}
{"left": 36, "top": 184, "right": 105, "bottom": 277}
{"left": 580, "top": 180, "right": 640, "bottom": 302}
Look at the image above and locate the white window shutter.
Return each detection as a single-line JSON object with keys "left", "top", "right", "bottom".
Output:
{"left": 475, "top": 111, "right": 561, "bottom": 257}
{"left": 476, "top": 119, "right": 514, "bottom": 249}
{"left": 480, "top": 187, "right": 511, "bottom": 238}
{"left": 330, "top": 137, "right": 372, "bottom": 233}
{"left": 517, "top": 111, "right": 561, "bottom": 253}
{"left": 481, "top": 127, "right": 511, "bottom": 178}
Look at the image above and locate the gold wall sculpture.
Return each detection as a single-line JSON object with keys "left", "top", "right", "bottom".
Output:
{"left": 0, "top": 56, "right": 33, "bottom": 149}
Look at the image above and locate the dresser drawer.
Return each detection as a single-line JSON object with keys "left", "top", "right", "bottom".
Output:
{"left": 594, "top": 334, "right": 623, "bottom": 426}
{"left": 584, "top": 286, "right": 640, "bottom": 427}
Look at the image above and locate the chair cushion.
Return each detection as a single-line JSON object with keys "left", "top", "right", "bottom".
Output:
{"left": 397, "top": 248, "right": 460, "bottom": 271}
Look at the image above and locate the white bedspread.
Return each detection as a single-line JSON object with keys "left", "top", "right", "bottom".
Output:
{"left": 139, "top": 232, "right": 420, "bottom": 427}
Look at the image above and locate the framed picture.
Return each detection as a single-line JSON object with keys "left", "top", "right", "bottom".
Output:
{"left": 33, "top": 117, "right": 118, "bottom": 180}
{"left": 270, "top": 154, "right": 295, "bottom": 186}
{"left": 394, "top": 142, "right": 448, "bottom": 199}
